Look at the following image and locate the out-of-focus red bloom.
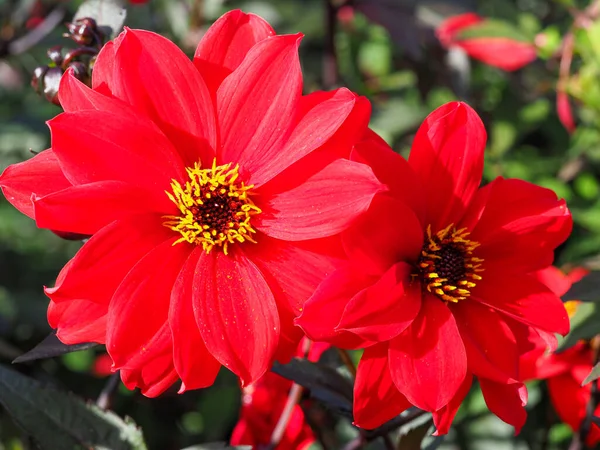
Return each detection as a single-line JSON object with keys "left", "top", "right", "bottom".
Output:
{"left": 231, "top": 339, "right": 329, "bottom": 449}
{"left": 437, "top": 13, "right": 537, "bottom": 71}
{"left": 520, "top": 267, "right": 600, "bottom": 445}
{"left": 0, "top": 10, "right": 381, "bottom": 396}
{"left": 129, "top": 0, "right": 149, "bottom": 4}
{"left": 93, "top": 353, "right": 114, "bottom": 377}
{"left": 297, "top": 102, "right": 572, "bottom": 434}
{"left": 557, "top": 91, "right": 576, "bottom": 133}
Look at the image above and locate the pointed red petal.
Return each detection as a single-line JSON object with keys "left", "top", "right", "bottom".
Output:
{"left": 217, "top": 34, "right": 302, "bottom": 184}
{"left": 48, "top": 300, "right": 107, "bottom": 344}
{"left": 352, "top": 131, "right": 425, "bottom": 222}
{"left": 169, "top": 247, "right": 221, "bottom": 392}
{"left": 432, "top": 373, "right": 473, "bottom": 435}
{"left": 194, "top": 10, "right": 274, "bottom": 94}
{"left": 479, "top": 380, "right": 528, "bottom": 433}
{"left": 49, "top": 110, "right": 184, "bottom": 211}
{"left": 470, "top": 178, "right": 572, "bottom": 273}
{"left": 353, "top": 343, "right": 412, "bottom": 429}
{"left": 193, "top": 249, "right": 280, "bottom": 386}
{"left": 254, "top": 88, "right": 363, "bottom": 186}
{"left": 119, "top": 325, "right": 179, "bottom": 397}
{"left": 474, "top": 273, "right": 570, "bottom": 336}
{"left": 389, "top": 297, "right": 467, "bottom": 411}
{"left": 408, "top": 102, "right": 485, "bottom": 230}
{"left": 45, "top": 214, "right": 173, "bottom": 305}
{"left": 96, "top": 28, "right": 217, "bottom": 163}
{"left": 343, "top": 195, "right": 423, "bottom": 276}
{"left": 296, "top": 264, "right": 374, "bottom": 349}
{"left": 33, "top": 181, "right": 170, "bottom": 235}
{"left": 337, "top": 263, "right": 421, "bottom": 342}
{"left": 453, "top": 301, "right": 520, "bottom": 383}
{"left": 245, "top": 234, "right": 344, "bottom": 315}
{"left": 256, "top": 159, "right": 384, "bottom": 241}
{"left": 0, "top": 149, "right": 70, "bottom": 219}
{"left": 107, "top": 237, "right": 191, "bottom": 368}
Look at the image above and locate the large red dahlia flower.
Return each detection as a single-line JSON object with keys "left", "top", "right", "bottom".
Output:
{"left": 296, "top": 102, "right": 572, "bottom": 434}
{"left": 0, "top": 10, "right": 383, "bottom": 394}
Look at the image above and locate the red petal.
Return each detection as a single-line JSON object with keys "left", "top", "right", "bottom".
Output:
{"left": 46, "top": 214, "right": 173, "bottom": 304}
{"left": 193, "top": 249, "right": 280, "bottom": 386}
{"left": 388, "top": 296, "right": 467, "bottom": 411}
{"left": 59, "top": 68, "right": 136, "bottom": 115}
{"left": 532, "top": 266, "right": 573, "bottom": 297}
{"left": 453, "top": 301, "right": 519, "bottom": 383}
{"left": 547, "top": 373, "right": 588, "bottom": 434}
{"left": 49, "top": 110, "right": 184, "bottom": 211}
{"left": 33, "top": 181, "right": 170, "bottom": 235}
{"left": 92, "top": 39, "right": 116, "bottom": 95}
{"left": 295, "top": 264, "right": 374, "bottom": 349}
{"left": 256, "top": 159, "right": 384, "bottom": 241}
{"left": 432, "top": 374, "right": 473, "bottom": 435}
{"left": 457, "top": 38, "right": 537, "bottom": 72}
{"left": 474, "top": 273, "right": 570, "bottom": 336}
{"left": 479, "top": 380, "right": 527, "bottom": 433}
{"left": 470, "top": 178, "right": 572, "bottom": 273}
{"left": 436, "top": 13, "right": 483, "bottom": 47}
{"left": 0, "top": 149, "right": 71, "bottom": 219}
{"left": 107, "top": 238, "right": 190, "bottom": 369}
{"left": 342, "top": 195, "right": 423, "bottom": 276}
{"left": 217, "top": 34, "right": 302, "bottom": 184}
{"left": 337, "top": 263, "right": 421, "bottom": 342}
{"left": 408, "top": 102, "right": 485, "bottom": 231}
{"left": 193, "top": 10, "right": 274, "bottom": 94}
{"left": 351, "top": 131, "right": 425, "bottom": 222}
{"left": 253, "top": 88, "right": 363, "bottom": 186}
{"left": 557, "top": 91, "right": 576, "bottom": 133}
{"left": 245, "top": 234, "right": 344, "bottom": 314}
{"left": 119, "top": 326, "right": 179, "bottom": 397}
{"left": 96, "top": 29, "right": 217, "bottom": 164}
{"left": 48, "top": 300, "right": 107, "bottom": 344}
{"left": 353, "top": 343, "right": 411, "bottom": 429}
{"left": 169, "top": 247, "right": 221, "bottom": 392}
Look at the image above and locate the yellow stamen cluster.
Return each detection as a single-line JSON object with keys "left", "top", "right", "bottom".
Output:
{"left": 418, "top": 224, "right": 484, "bottom": 303}
{"left": 163, "top": 159, "right": 261, "bottom": 254}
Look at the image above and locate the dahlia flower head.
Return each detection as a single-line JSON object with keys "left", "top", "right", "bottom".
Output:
{"left": 297, "top": 102, "right": 573, "bottom": 434}
{"left": 0, "top": 10, "right": 384, "bottom": 394}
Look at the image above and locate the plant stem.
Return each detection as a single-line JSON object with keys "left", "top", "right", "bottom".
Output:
{"left": 336, "top": 348, "right": 357, "bottom": 378}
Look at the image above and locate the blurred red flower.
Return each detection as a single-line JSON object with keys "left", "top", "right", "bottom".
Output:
{"left": 297, "top": 102, "right": 572, "bottom": 434}
{"left": 0, "top": 10, "right": 381, "bottom": 395}
{"left": 230, "top": 339, "right": 329, "bottom": 449}
{"left": 437, "top": 13, "right": 537, "bottom": 71}
{"left": 520, "top": 267, "right": 600, "bottom": 445}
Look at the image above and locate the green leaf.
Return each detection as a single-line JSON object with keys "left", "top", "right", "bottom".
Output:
{"left": 564, "top": 271, "right": 600, "bottom": 302}
{"left": 0, "top": 364, "right": 147, "bottom": 450}
{"left": 558, "top": 302, "right": 600, "bottom": 351}
{"left": 456, "top": 20, "right": 532, "bottom": 43}
{"left": 582, "top": 362, "right": 600, "bottom": 386}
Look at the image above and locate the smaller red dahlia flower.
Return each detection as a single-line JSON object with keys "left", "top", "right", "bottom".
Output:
{"left": 296, "top": 101, "right": 572, "bottom": 434}
{"left": 520, "top": 267, "right": 600, "bottom": 445}
{"left": 437, "top": 13, "right": 537, "bottom": 71}
{"left": 0, "top": 10, "right": 382, "bottom": 395}
{"left": 231, "top": 339, "right": 329, "bottom": 450}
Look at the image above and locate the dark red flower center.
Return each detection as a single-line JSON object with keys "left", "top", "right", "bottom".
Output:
{"left": 417, "top": 224, "right": 484, "bottom": 303}
{"left": 163, "top": 159, "right": 261, "bottom": 254}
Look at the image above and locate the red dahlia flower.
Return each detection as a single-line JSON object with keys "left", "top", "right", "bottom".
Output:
{"left": 296, "top": 102, "right": 572, "bottom": 434}
{"left": 437, "top": 13, "right": 537, "bottom": 71}
{"left": 520, "top": 268, "right": 600, "bottom": 445}
{"left": 0, "top": 10, "right": 382, "bottom": 395}
{"left": 230, "top": 339, "right": 329, "bottom": 449}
